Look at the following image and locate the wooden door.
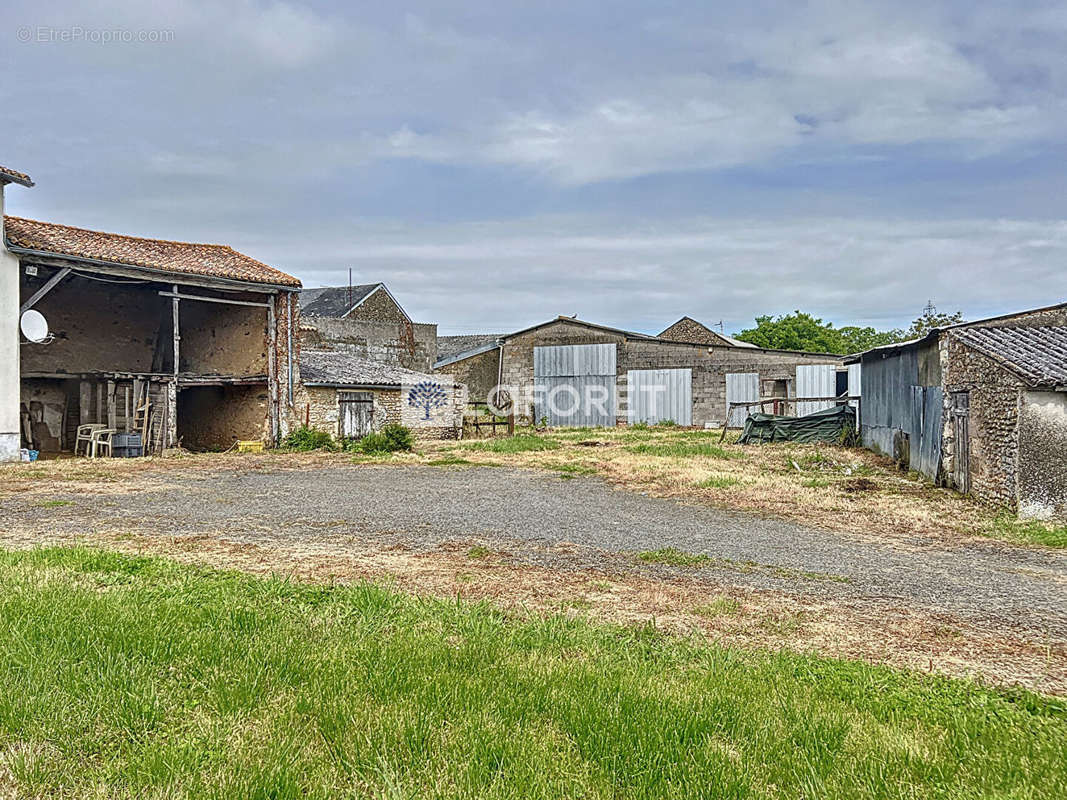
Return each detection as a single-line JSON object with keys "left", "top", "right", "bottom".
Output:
{"left": 951, "top": 391, "right": 970, "bottom": 494}
{"left": 338, "top": 391, "right": 373, "bottom": 439}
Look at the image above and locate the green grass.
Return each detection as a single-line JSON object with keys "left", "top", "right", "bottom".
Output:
{"left": 34, "top": 499, "right": 73, "bottom": 508}
{"left": 625, "top": 442, "right": 737, "bottom": 459}
{"left": 467, "top": 545, "right": 492, "bottom": 559}
{"left": 988, "top": 513, "right": 1067, "bottom": 548}
{"left": 695, "top": 475, "right": 741, "bottom": 489}
{"left": 464, "top": 434, "right": 561, "bottom": 453}
{"left": 637, "top": 547, "right": 712, "bottom": 567}
{"left": 693, "top": 596, "right": 742, "bottom": 618}
{"left": 426, "top": 456, "right": 476, "bottom": 467}
{"left": 0, "top": 547, "right": 1064, "bottom": 799}
{"left": 545, "top": 462, "right": 598, "bottom": 476}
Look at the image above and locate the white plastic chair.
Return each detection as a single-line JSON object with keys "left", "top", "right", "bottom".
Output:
{"left": 89, "top": 429, "right": 116, "bottom": 459}
{"left": 75, "top": 424, "right": 106, "bottom": 456}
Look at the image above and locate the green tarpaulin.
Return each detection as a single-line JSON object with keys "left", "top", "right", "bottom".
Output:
{"left": 737, "top": 404, "right": 856, "bottom": 445}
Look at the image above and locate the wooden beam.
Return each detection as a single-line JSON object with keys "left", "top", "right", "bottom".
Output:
{"left": 20, "top": 267, "right": 71, "bottom": 314}
{"left": 157, "top": 290, "right": 271, "bottom": 308}
{"left": 14, "top": 254, "right": 285, "bottom": 293}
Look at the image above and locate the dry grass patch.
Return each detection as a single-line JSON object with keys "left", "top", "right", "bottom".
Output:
{"left": 422, "top": 428, "right": 1063, "bottom": 548}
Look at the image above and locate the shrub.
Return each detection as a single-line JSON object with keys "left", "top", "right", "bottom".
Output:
{"left": 349, "top": 423, "right": 414, "bottom": 455}
{"left": 281, "top": 426, "right": 336, "bottom": 451}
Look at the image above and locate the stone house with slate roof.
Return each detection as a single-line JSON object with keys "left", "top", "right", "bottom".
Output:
{"left": 299, "top": 283, "right": 437, "bottom": 373}
{"left": 849, "top": 302, "right": 1067, "bottom": 518}
{"left": 296, "top": 283, "right": 463, "bottom": 440}
{"left": 2, "top": 164, "right": 302, "bottom": 458}
{"left": 299, "top": 349, "right": 464, "bottom": 440}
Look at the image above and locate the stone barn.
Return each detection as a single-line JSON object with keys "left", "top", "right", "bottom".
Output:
{"left": 3, "top": 179, "right": 301, "bottom": 457}
{"left": 435, "top": 316, "right": 844, "bottom": 428}
{"left": 299, "top": 349, "right": 464, "bottom": 440}
{"left": 299, "top": 283, "right": 437, "bottom": 372}
{"left": 849, "top": 302, "right": 1067, "bottom": 518}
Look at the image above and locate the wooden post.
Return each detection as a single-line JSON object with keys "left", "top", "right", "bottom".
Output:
{"left": 171, "top": 285, "right": 180, "bottom": 377}
{"left": 106, "top": 380, "right": 117, "bottom": 430}
{"left": 267, "top": 298, "right": 278, "bottom": 445}
{"left": 124, "top": 385, "right": 132, "bottom": 433}
{"left": 96, "top": 383, "right": 105, "bottom": 424}
{"left": 79, "top": 381, "right": 91, "bottom": 425}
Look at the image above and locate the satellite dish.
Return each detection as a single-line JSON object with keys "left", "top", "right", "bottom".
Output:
{"left": 20, "top": 309, "right": 50, "bottom": 343}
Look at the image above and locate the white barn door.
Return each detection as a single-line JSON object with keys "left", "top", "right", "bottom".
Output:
{"left": 627, "top": 368, "right": 692, "bottom": 426}
{"left": 725, "top": 372, "right": 759, "bottom": 428}
{"left": 533, "top": 343, "right": 617, "bottom": 427}
{"left": 796, "top": 365, "right": 837, "bottom": 417}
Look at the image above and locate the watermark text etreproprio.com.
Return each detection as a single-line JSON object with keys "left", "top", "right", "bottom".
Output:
{"left": 17, "top": 26, "right": 175, "bottom": 44}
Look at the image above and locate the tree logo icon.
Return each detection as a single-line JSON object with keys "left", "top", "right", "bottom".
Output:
{"left": 408, "top": 380, "right": 448, "bottom": 420}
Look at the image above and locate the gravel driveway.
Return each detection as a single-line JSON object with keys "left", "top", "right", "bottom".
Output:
{"left": 6, "top": 464, "right": 1065, "bottom": 639}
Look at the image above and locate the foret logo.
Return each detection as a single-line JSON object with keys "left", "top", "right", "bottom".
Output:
{"left": 404, "top": 380, "right": 449, "bottom": 426}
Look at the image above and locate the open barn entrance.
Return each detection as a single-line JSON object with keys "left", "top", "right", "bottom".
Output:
{"left": 19, "top": 263, "right": 280, "bottom": 456}
{"left": 176, "top": 384, "right": 269, "bottom": 451}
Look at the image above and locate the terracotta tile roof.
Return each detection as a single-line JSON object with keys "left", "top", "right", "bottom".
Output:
{"left": 0, "top": 165, "right": 33, "bottom": 187}
{"left": 955, "top": 326, "right": 1067, "bottom": 388}
{"left": 3, "top": 216, "right": 300, "bottom": 288}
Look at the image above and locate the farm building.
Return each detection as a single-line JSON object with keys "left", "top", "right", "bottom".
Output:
{"left": 299, "top": 349, "right": 464, "bottom": 440}
{"left": 1, "top": 165, "right": 302, "bottom": 458}
{"left": 299, "top": 283, "right": 437, "bottom": 372}
{"left": 847, "top": 302, "right": 1067, "bottom": 518}
{"left": 435, "top": 316, "right": 845, "bottom": 428}
{"left": 296, "top": 284, "right": 462, "bottom": 440}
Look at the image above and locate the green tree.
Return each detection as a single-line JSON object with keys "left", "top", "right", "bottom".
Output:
{"left": 906, "top": 302, "right": 964, "bottom": 339}
{"left": 733, "top": 311, "right": 906, "bottom": 355}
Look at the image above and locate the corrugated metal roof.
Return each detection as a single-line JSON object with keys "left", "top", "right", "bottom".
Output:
{"left": 954, "top": 326, "right": 1067, "bottom": 388}
{"left": 437, "top": 334, "right": 504, "bottom": 361}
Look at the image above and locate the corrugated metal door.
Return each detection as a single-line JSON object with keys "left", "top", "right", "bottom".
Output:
{"left": 534, "top": 343, "right": 616, "bottom": 427}
{"left": 339, "top": 391, "right": 373, "bottom": 438}
{"left": 627, "top": 369, "right": 692, "bottom": 426}
{"left": 725, "top": 372, "right": 759, "bottom": 428}
{"left": 796, "top": 365, "right": 837, "bottom": 416}
{"left": 847, "top": 363, "right": 862, "bottom": 427}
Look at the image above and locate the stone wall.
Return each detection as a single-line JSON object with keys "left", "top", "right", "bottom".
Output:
{"left": 302, "top": 383, "right": 464, "bottom": 440}
{"left": 441, "top": 347, "right": 500, "bottom": 403}
{"left": 20, "top": 274, "right": 163, "bottom": 374}
{"left": 658, "top": 318, "right": 720, "bottom": 344}
{"left": 300, "top": 317, "right": 437, "bottom": 372}
{"left": 942, "top": 334, "right": 1023, "bottom": 507}
{"left": 497, "top": 319, "right": 844, "bottom": 426}
{"left": 347, "top": 288, "right": 409, "bottom": 324}
{"left": 179, "top": 300, "right": 268, "bottom": 377}
{"left": 1017, "top": 392, "right": 1067, "bottom": 519}
{"left": 177, "top": 384, "right": 270, "bottom": 450}
{"left": 966, "top": 305, "right": 1067, "bottom": 329}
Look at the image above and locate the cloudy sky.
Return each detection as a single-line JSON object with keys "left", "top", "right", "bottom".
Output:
{"left": 3, "top": 1, "right": 1067, "bottom": 334}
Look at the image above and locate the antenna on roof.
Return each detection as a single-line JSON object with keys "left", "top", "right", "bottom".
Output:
{"left": 348, "top": 268, "right": 352, "bottom": 310}
{"left": 716, "top": 320, "right": 724, "bottom": 334}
